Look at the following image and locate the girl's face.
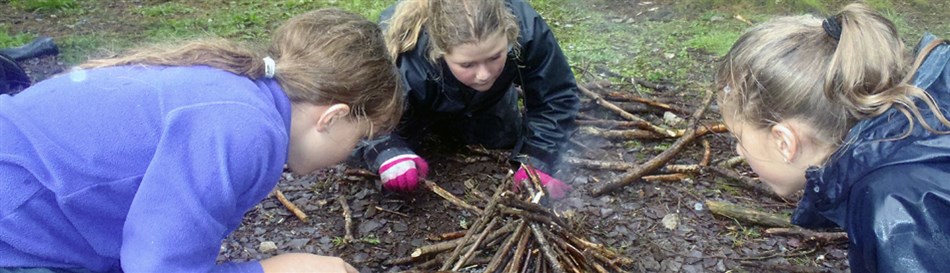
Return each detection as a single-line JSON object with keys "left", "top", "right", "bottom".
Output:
{"left": 443, "top": 32, "right": 509, "bottom": 92}
{"left": 723, "top": 113, "right": 809, "bottom": 196}
{"left": 287, "top": 103, "right": 367, "bottom": 175}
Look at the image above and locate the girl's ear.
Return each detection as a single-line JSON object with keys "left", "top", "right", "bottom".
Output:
{"left": 315, "top": 103, "right": 351, "bottom": 132}
{"left": 770, "top": 123, "right": 799, "bottom": 163}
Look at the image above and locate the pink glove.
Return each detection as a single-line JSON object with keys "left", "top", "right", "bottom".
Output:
{"left": 513, "top": 167, "right": 572, "bottom": 199}
{"left": 379, "top": 154, "right": 428, "bottom": 192}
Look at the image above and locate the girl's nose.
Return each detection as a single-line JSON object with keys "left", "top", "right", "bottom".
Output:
{"left": 475, "top": 65, "right": 491, "bottom": 81}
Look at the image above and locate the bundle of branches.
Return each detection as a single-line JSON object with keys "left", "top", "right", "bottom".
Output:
{"left": 386, "top": 164, "right": 632, "bottom": 273}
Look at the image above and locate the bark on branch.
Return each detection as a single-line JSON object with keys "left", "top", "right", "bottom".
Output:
{"left": 706, "top": 200, "right": 793, "bottom": 228}
{"left": 592, "top": 89, "right": 715, "bottom": 196}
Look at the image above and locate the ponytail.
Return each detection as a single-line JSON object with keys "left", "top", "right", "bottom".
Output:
{"left": 826, "top": 3, "right": 950, "bottom": 137}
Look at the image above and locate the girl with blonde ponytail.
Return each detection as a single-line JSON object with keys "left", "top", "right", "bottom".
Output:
{"left": 717, "top": 3, "right": 950, "bottom": 271}
{"left": 0, "top": 8, "right": 401, "bottom": 273}
{"left": 360, "top": 0, "right": 580, "bottom": 199}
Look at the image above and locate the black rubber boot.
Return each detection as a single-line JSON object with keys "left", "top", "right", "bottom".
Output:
{"left": 0, "top": 52, "right": 30, "bottom": 95}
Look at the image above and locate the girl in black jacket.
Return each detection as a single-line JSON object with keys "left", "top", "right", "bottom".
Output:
{"left": 360, "top": 0, "right": 579, "bottom": 198}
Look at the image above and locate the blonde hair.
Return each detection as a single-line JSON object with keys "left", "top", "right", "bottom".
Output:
{"left": 383, "top": 0, "right": 520, "bottom": 62}
{"left": 717, "top": 3, "right": 950, "bottom": 147}
{"left": 81, "top": 8, "right": 403, "bottom": 137}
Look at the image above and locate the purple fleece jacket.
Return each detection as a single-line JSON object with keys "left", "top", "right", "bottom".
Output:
{"left": 0, "top": 66, "right": 292, "bottom": 273}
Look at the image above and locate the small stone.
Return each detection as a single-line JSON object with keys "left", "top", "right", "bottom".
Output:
{"left": 662, "top": 213, "right": 679, "bottom": 230}
{"left": 259, "top": 241, "right": 277, "bottom": 253}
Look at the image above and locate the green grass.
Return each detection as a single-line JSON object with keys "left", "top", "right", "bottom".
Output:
{"left": 10, "top": 0, "right": 78, "bottom": 12}
{"left": 0, "top": 26, "right": 35, "bottom": 49}
{"left": 5, "top": 0, "right": 947, "bottom": 82}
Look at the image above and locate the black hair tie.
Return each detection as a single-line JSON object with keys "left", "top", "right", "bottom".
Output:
{"left": 822, "top": 15, "right": 842, "bottom": 41}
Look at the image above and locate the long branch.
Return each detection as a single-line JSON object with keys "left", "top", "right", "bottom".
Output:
{"left": 577, "top": 83, "right": 676, "bottom": 137}
{"left": 592, "top": 89, "right": 715, "bottom": 196}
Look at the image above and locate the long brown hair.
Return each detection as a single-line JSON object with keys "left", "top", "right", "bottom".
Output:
{"left": 382, "top": 0, "right": 520, "bottom": 62}
{"left": 717, "top": 3, "right": 950, "bottom": 148}
{"left": 81, "top": 8, "right": 403, "bottom": 137}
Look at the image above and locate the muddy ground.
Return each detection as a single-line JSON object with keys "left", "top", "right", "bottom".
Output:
{"left": 0, "top": 1, "right": 874, "bottom": 272}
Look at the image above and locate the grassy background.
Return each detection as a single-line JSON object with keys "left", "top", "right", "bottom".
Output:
{"left": 2, "top": 0, "right": 948, "bottom": 88}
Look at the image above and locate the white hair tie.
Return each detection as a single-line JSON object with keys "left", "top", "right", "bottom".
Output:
{"left": 262, "top": 56, "right": 276, "bottom": 78}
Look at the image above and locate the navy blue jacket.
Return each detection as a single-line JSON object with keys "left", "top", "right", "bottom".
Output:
{"left": 362, "top": 0, "right": 579, "bottom": 174}
{"left": 793, "top": 34, "right": 950, "bottom": 272}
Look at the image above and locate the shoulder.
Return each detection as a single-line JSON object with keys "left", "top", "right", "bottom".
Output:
{"left": 847, "top": 162, "right": 950, "bottom": 272}
{"left": 849, "top": 162, "right": 950, "bottom": 231}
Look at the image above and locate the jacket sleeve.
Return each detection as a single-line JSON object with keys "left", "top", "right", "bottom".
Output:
{"left": 846, "top": 164, "right": 950, "bottom": 273}
{"left": 120, "top": 103, "right": 285, "bottom": 273}
{"left": 510, "top": 0, "right": 580, "bottom": 173}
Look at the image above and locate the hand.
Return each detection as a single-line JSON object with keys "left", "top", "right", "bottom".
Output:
{"left": 379, "top": 154, "right": 428, "bottom": 192}
{"left": 513, "top": 167, "right": 572, "bottom": 199}
{"left": 260, "top": 253, "right": 358, "bottom": 273}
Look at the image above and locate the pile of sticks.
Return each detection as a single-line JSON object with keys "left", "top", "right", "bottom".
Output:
{"left": 385, "top": 165, "right": 632, "bottom": 273}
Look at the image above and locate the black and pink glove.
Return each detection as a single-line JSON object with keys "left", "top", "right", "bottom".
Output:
{"left": 379, "top": 154, "right": 429, "bottom": 192}
{"left": 513, "top": 167, "right": 572, "bottom": 199}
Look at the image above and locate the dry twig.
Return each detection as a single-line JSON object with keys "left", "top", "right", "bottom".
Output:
{"left": 577, "top": 83, "right": 676, "bottom": 137}
{"left": 337, "top": 195, "right": 355, "bottom": 242}
{"left": 424, "top": 179, "right": 484, "bottom": 214}
{"left": 592, "top": 89, "right": 715, "bottom": 196}
{"left": 273, "top": 188, "right": 308, "bottom": 222}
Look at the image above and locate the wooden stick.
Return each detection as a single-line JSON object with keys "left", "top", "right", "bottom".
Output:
{"left": 592, "top": 89, "right": 715, "bottom": 196}
{"left": 558, "top": 229, "right": 632, "bottom": 266}
{"left": 764, "top": 227, "right": 848, "bottom": 243}
{"left": 424, "top": 179, "right": 484, "bottom": 214}
{"left": 528, "top": 222, "right": 567, "bottom": 273}
{"left": 581, "top": 100, "right": 656, "bottom": 114}
{"left": 721, "top": 156, "right": 745, "bottom": 168}
{"left": 428, "top": 231, "right": 466, "bottom": 242}
{"left": 337, "top": 195, "right": 355, "bottom": 243}
{"left": 574, "top": 119, "right": 656, "bottom": 130}
{"left": 344, "top": 168, "right": 377, "bottom": 178}
{"left": 453, "top": 218, "right": 500, "bottom": 270}
{"left": 604, "top": 91, "right": 685, "bottom": 114}
{"left": 700, "top": 139, "right": 712, "bottom": 166}
{"left": 740, "top": 261, "right": 826, "bottom": 273}
{"left": 463, "top": 178, "right": 491, "bottom": 202}
{"left": 543, "top": 229, "right": 600, "bottom": 273}
{"left": 485, "top": 221, "right": 528, "bottom": 273}
{"left": 578, "top": 127, "right": 666, "bottom": 140}
{"left": 706, "top": 200, "right": 793, "bottom": 228}
{"left": 375, "top": 205, "right": 409, "bottom": 217}
{"left": 441, "top": 180, "right": 507, "bottom": 270}
{"left": 663, "top": 164, "right": 703, "bottom": 174}
{"left": 577, "top": 84, "right": 676, "bottom": 137}
{"left": 642, "top": 173, "right": 689, "bottom": 183}
{"left": 411, "top": 221, "right": 517, "bottom": 258}
{"left": 706, "top": 165, "right": 784, "bottom": 201}
{"left": 634, "top": 78, "right": 673, "bottom": 92}
{"left": 506, "top": 229, "right": 532, "bottom": 273}
{"left": 499, "top": 194, "right": 568, "bottom": 227}
{"left": 273, "top": 188, "right": 308, "bottom": 222}
{"left": 514, "top": 171, "right": 566, "bottom": 273}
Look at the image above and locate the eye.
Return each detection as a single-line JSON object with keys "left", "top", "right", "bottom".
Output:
{"left": 459, "top": 62, "right": 474, "bottom": 68}
{"left": 488, "top": 53, "right": 502, "bottom": 61}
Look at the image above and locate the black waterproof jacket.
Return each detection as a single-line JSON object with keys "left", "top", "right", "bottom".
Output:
{"left": 360, "top": 0, "right": 579, "bottom": 174}
{"left": 792, "top": 34, "right": 950, "bottom": 272}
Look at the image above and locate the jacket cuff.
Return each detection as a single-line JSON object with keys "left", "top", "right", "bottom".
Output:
{"left": 514, "top": 144, "right": 557, "bottom": 174}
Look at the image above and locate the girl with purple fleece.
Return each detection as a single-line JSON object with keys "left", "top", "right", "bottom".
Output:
{"left": 0, "top": 8, "right": 402, "bottom": 273}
